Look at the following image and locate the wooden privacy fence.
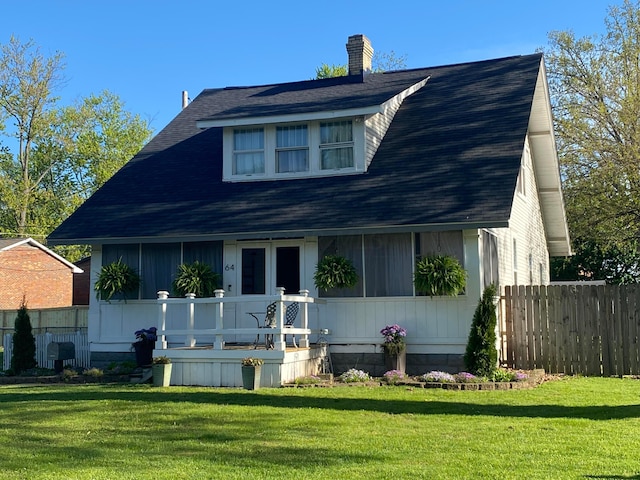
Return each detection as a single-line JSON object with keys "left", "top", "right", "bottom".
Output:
{"left": 502, "top": 285, "right": 640, "bottom": 376}
{"left": 0, "top": 307, "right": 88, "bottom": 348}
{"left": 2, "top": 331, "right": 90, "bottom": 371}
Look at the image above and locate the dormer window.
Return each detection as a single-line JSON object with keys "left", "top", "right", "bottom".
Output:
{"left": 276, "top": 125, "right": 308, "bottom": 173}
{"left": 320, "top": 120, "right": 354, "bottom": 169}
{"left": 233, "top": 128, "right": 264, "bottom": 175}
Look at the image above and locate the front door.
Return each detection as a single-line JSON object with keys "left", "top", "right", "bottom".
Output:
{"left": 239, "top": 241, "right": 302, "bottom": 296}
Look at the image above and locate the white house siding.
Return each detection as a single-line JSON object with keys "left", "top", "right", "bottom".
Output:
{"left": 495, "top": 135, "right": 550, "bottom": 288}
{"left": 365, "top": 110, "right": 395, "bottom": 168}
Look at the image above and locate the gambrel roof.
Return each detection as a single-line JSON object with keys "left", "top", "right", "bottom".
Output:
{"left": 48, "top": 53, "right": 571, "bottom": 256}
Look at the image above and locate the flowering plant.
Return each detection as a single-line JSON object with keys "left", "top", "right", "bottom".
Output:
{"left": 241, "top": 357, "right": 264, "bottom": 367}
{"left": 382, "top": 369, "right": 407, "bottom": 385}
{"left": 134, "top": 327, "right": 157, "bottom": 344}
{"left": 380, "top": 324, "right": 407, "bottom": 355}
{"left": 339, "top": 368, "right": 371, "bottom": 383}
{"left": 454, "top": 372, "right": 478, "bottom": 383}
{"left": 420, "top": 371, "right": 456, "bottom": 383}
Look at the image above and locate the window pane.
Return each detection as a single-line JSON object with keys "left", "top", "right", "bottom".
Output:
{"left": 321, "top": 147, "right": 353, "bottom": 169}
{"left": 183, "top": 241, "right": 224, "bottom": 278}
{"left": 365, "top": 234, "right": 413, "bottom": 297}
{"left": 317, "top": 235, "right": 363, "bottom": 297}
{"left": 418, "top": 231, "right": 464, "bottom": 266}
{"left": 141, "top": 243, "right": 181, "bottom": 299}
{"left": 234, "top": 128, "right": 264, "bottom": 150}
{"left": 277, "top": 149, "right": 308, "bottom": 172}
{"left": 234, "top": 152, "right": 265, "bottom": 174}
{"left": 242, "top": 248, "right": 265, "bottom": 295}
{"left": 320, "top": 121, "right": 352, "bottom": 144}
{"left": 277, "top": 125, "right": 307, "bottom": 147}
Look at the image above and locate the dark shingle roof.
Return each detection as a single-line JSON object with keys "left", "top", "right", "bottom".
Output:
{"left": 48, "top": 54, "right": 542, "bottom": 245}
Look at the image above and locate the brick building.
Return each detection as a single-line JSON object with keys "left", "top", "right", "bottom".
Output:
{"left": 0, "top": 238, "right": 82, "bottom": 310}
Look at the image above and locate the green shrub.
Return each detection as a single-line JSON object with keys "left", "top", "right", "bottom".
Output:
{"left": 464, "top": 284, "right": 498, "bottom": 377}
{"left": 171, "top": 261, "right": 220, "bottom": 297}
{"left": 313, "top": 255, "right": 358, "bottom": 291}
{"left": 11, "top": 302, "right": 36, "bottom": 374}
{"left": 414, "top": 254, "right": 467, "bottom": 296}
{"left": 94, "top": 258, "right": 141, "bottom": 302}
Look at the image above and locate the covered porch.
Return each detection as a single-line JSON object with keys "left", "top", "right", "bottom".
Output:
{"left": 152, "top": 288, "right": 329, "bottom": 387}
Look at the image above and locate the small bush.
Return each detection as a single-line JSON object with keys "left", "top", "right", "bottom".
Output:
{"left": 84, "top": 367, "right": 104, "bottom": 378}
{"left": 420, "top": 371, "right": 456, "bottom": 383}
{"left": 464, "top": 284, "right": 498, "bottom": 377}
{"left": 339, "top": 368, "right": 371, "bottom": 383}
{"left": 454, "top": 372, "right": 478, "bottom": 383}
{"left": 11, "top": 302, "right": 36, "bottom": 374}
{"left": 294, "top": 375, "right": 322, "bottom": 385}
{"left": 382, "top": 370, "right": 407, "bottom": 385}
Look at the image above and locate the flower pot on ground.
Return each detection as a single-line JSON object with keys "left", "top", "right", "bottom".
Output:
{"left": 132, "top": 327, "right": 157, "bottom": 367}
{"left": 152, "top": 356, "right": 172, "bottom": 387}
{"left": 241, "top": 357, "right": 264, "bottom": 390}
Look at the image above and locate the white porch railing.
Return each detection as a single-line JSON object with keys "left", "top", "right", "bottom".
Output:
{"left": 155, "top": 288, "right": 326, "bottom": 352}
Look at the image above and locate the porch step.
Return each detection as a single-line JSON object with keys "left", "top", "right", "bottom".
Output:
{"left": 130, "top": 367, "right": 152, "bottom": 384}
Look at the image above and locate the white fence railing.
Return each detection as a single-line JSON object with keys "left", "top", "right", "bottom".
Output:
{"left": 2, "top": 331, "right": 90, "bottom": 372}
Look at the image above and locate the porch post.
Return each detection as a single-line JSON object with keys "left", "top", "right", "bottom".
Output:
{"left": 214, "top": 289, "right": 225, "bottom": 350}
{"left": 273, "top": 287, "right": 286, "bottom": 351}
{"left": 186, "top": 293, "right": 196, "bottom": 347}
{"left": 299, "top": 289, "right": 310, "bottom": 348}
{"left": 157, "top": 291, "right": 169, "bottom": 349}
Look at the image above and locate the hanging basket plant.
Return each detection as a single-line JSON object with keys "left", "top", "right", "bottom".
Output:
{"left": 171, "top": 261, "right": 221, "bottom": 297}
{"left": 313, "top": 255, "right": 358, "bottom": 291}
{"left": 414, "top": 254, "right": 467, "bottom": 297}
{"left": 94, "top": 258, "right": 141, "bottom": 302}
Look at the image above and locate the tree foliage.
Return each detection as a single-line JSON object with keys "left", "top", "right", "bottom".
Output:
{"left": 315, "top": 50, "right": 408, "bottom": 78}
{"left": 11, "top": 301, "right": 36, "bottom": 374}
{"left": 0, "top": 36, "right": 152, "bottom": 261}
{"left": 545, "top": 1, "right": 640, "bottom": 282}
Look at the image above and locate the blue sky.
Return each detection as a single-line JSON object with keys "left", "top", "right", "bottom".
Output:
{"left": 3, "top": 0, "right": 616, "bottom": 135}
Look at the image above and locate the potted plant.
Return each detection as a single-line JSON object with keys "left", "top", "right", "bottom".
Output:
{"left": 380, "top": 324, "right": 407, "bottom": 373}
{"left": 132, "top": 327, "right": 157, "bottom": 367}
{"left": 152, "top": 356, "right": 172, "bottom": 387}
{"left": 241, "top": 357, "right": 264, "bottom": 390}
{"left": 414, "top": 254, "right": 467, "bottom": 297}
{"left": 94, "top": 258, "right": 141, "bottom": 302}
{"left": 313, "top": 255, "right": 358, "bottom": 291}
{"left": 171, "top": 261, "right": 221, "bottom": 297}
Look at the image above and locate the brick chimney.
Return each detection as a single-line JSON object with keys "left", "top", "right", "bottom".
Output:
{"left": 346, "top": 34, "right": 373, "bottom": 76}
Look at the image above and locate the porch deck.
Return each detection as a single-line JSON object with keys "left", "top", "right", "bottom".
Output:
{"left": 152, "top": 289, "right": 329, "bottom": 387}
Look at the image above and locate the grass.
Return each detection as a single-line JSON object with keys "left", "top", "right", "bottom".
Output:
{"left": 0, "top": 377, "right": 639, "bottom": 479}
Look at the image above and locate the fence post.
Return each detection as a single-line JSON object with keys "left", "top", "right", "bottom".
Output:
{"left": 214, "top": 289, "right": 225, "bottom": 350}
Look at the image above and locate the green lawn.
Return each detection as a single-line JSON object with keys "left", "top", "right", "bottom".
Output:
{"left": 0, "top": 377, "right": 639, "bottom": 479}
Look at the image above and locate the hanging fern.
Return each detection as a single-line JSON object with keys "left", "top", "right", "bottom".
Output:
{"left": 94, "top": 258, "right": 141, "bottom": 302}
{"left": 313, "top": 255, "right": 358, "bottom": 291}
{"left": 171, "top": 261, "right": 220, "bottom": 297}
{"left": 414, "top": 254, "right": 467, "bottom": 297}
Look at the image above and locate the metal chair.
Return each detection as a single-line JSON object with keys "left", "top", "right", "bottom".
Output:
{"left": 284, "top": 302, "right": 299, "bottom": 348}
{"left": 252, "top": 302, "right": 277, "bottom": 349}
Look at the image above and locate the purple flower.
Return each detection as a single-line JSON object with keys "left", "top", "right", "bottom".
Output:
{"left": 454, "top": 372, "right": 478, "bottom": 383}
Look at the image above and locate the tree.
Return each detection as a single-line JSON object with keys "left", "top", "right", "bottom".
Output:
{"left": 0, "top": 35, "right": 65, "bottom": 237}
{"left": 315, "top": 50, "right": 408, "bottom": 79}
{"left": 11, "top": 301, "right": 36, "bottom": 374}
{"left": 545, "top": 0, "right": 640, "bottom": 282}
{"left": 0, "top": 37, "right": 153, "bottom": 260}
{"left": 464, "top": 284, "right": 498, "bottom": 377}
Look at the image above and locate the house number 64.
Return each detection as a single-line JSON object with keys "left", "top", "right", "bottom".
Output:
{"left": 225, "top": 264, "right": 235, "bottom": 271}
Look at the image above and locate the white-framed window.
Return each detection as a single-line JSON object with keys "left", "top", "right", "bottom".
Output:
{"left": 320, "top": 120, "right": 354, "bottom": 170}
{"left": 223, "top": 118, "right": 364, "bottom": 181}
{"left": 233, "top": 128, "right": 264, "bottom": 175}
{"left": 276, "top": 125, "right": 308, "bottom": 173}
